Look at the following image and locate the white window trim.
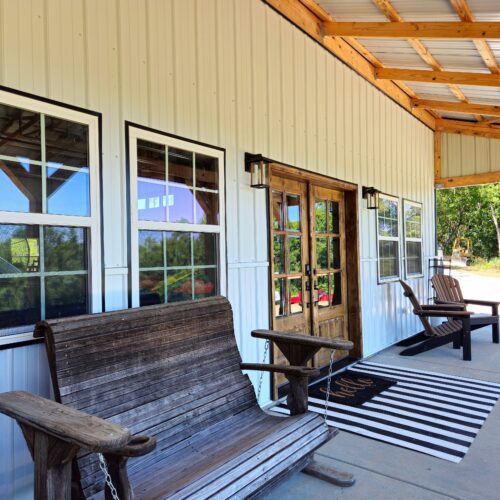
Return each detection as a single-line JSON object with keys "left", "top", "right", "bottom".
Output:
{"left": 376, "top": 194, "right": 401, "bottom": 284}
{"left": 0, "top": 90, "right": 102, "bottom": 341}
{"left": 128, "top": 126, "right": 226, "bottom": 308}
{"left": 403, "top": 199, "right": 424, "bottom": 279}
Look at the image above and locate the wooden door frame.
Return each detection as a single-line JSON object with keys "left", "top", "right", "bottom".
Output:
{"left": 268, "top": 163, "right": 363, "bottom": 360}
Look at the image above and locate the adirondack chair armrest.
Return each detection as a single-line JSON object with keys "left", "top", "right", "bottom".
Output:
{"left": 464, "top": 298, "right": 500, "bottom": 311}
{"left": 416, "top": 310, "right": 472, "bottom": 319}
{"left": 240, "top": 363, "right": 320, "bottom": 378}
{"left": 252, "top": 329, "right": 354, "bottom": 351}
{"left": 422, "top": 303, "right": 466, "bottom": 310}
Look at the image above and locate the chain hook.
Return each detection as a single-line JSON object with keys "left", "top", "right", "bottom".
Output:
{"left": 98, "top": 453, "right": 120, "bottom": 500}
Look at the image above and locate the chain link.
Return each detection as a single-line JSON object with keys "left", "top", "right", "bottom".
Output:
{"left": 256, "top": 339, "right": 270, "bottom": 403}
{"left": 98, "top": 453, "right": 120, "bottom": 500}
{"left": 323, "top": 349, "right": 335, "bottom": 427}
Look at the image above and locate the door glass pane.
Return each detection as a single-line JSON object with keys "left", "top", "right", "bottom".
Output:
{"left": 194, "top": 268, "right": 217, "bottom": 298}
{"left": 45, "top": 117, "right": 88, "bottom": 168}
{"left": 329, "top": 201, "right": 339, "bottom": 233}
{"left": 289, "top": 278, "right": 302, "bottom": 315}
{"left": 45, "top": 275, "right": 88, "bottom": 319}
{"left": 0, "top": 104, "right": 41, "bottom": 161}
{"left": 193, "top": 233, "right": 217, "bottom": 266}
{"left": 168, "top": 147, "right": 193, "bottom": 187}
{"left": 139, "top": 271, "right": 164, "bottom": 306}
{"left": 168, "top": 185, "right": 194, "bottom": 223}
{"left": 273, "top": 235, "right": 284, "bottom": 274}
{"left": 139, "top": 230, "right": 163, "bottom": 268}
{"left": 47, "top": 166, "right": 90, "bottom": 216}
{"left": 167, "top": 269, "right": 193, "bottom": 302}
{"left": 274, "top": 278, "right": 285, "bottom": 317}
{"left": 332, "top": 272, "right": 342, "bottom": 306}
{"left": 316, "top": 237, "right": 327, "bottom": 269}
{"left": 288, "top": 236, "right": 301, "bottom": 273}
{"left": 286, "top": 194, "right": 300, "bottom": 231}
{"left": 195, "top": 191, "right": 218, "bottom": 225}
{"left": 317, "top": 275, "right": 329, "bottom": 308}
{"left": 0, "top": 277, "right": 40, "bottom": 328}
{"left": 0, "top": 224, "right": 39, "bottom": 274}
{"left": 330, "top": 237, "right": 341, "bottom": 270}
{"left": 165, "top": 232, "right": 191, "bottom": 267}
{"left": 315, "top": 200, "right": 327, "bottom": 233}
{"left": 272, "top": 191, "right": 283, "bottom": 230}
{"left": 0, "top": 160, "right": 42, "bottom": 213}
{"left": 44, "top": 227, "right": 86, "bottom": 272}
{"left": 195, "top": 154, "right": 218, "bottom": 190}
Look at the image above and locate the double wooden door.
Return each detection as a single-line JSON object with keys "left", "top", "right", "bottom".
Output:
{"left": 270, "top": 174, "right": 350, "bottom": 389}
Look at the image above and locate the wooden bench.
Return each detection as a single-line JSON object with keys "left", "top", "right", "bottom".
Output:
{"left": 0, "top": 296, "right": 353, "bottom": 499}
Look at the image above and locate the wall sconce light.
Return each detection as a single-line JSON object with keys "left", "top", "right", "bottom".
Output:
{"left": 362, "top": 186, "right": 381, "bottom": 210}
{"left": 245, "top": 153, "right": 271, "bottom": 189}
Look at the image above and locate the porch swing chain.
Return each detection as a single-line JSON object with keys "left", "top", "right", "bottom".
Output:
{"left": 323, "top": 349, "right": 335, "bottom": 426}
{"left": 257, "top": 339, "right": 270, "bottom": 402}
{"left": 98, "top": 453, "right": 120, "bottom": 500}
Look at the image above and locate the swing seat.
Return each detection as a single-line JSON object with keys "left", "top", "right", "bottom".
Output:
{"left": 0, "top": 297, "right": 354, "bottom": 499}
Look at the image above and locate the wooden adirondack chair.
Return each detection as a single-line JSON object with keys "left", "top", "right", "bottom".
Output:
{"left": 432, "top": 274, "right": 499, "bottom": 344}
{"left": 398, "top": 280, "right": 473, "bottom": 360}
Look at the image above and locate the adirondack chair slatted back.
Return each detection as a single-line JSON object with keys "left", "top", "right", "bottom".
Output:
{"left": 399, "top": 280, "right": 434, "bottom": 336}
{"left": 34, "top": 296, "right": 255, "bottom": 498}
{"left": 432, "top": 275, "right": 465, "bottom": 304}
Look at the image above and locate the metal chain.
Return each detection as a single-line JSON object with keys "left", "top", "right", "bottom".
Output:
{"left": 98, "top": 453, "right": 120, "bottom": 500}
{"left": 256, "top": 339, "right": 270, "bottom": 403}
{"left": 323, "top": 349, "right": 335, "bottom": 427}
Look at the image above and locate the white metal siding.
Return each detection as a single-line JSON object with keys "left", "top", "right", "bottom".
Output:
{"left": 442, "top": 132, "right": 500, "bottom": 178}
{"left": 0, "top": 1, "right": 434, "bottom": 496}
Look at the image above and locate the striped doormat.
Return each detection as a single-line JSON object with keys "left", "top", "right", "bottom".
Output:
{"left": 271, "top": 361, "right": 500, "bottom": 463}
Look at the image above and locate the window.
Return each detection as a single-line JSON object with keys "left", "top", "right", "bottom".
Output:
{"left": 0, "top": 90, "right": 101, "bottom": 342}
{"left": 377, "top": 194, "right": 400, "bottom": 282}
{"left": 128, "top": 126, "right": 226, "bottom": 308}
{"left": 404, "top": 200, "right": 423, "bottom": 278}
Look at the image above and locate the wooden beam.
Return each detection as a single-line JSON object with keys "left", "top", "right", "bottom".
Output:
{"left": 434, "top": 131, "right": 441, "bottom": 180}
{"left": 436, "top": 118, "right": 500, "bottom": 139}
{"left": 263, "top": 0, "right": 435, "bottom": 129}
{"left": 376, "top": 67, "right": 500, "bottom": 87}
{"left": 451, "top": 0, "right": 500, "bottom": 75}
{"left": 436, "top": 171, "right": 500, "bottom": 188}
{"left": 413, "top": 98, "right": 500, "bottom": 117}
{"left": 323, "top": 22, "right": 500, "bottom": 39}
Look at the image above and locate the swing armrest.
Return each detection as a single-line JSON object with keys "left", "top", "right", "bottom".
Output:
{"left": 240, "top": 363, "right": 320, "bottom": 378}
{"left": 251, "top": 329, "right": 354, "bottom": 351}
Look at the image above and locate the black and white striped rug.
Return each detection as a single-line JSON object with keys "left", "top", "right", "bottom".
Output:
{"left": 271, "top": 361, "right": 500, "bottom": 463}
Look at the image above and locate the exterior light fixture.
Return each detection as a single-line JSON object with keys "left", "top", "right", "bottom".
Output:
{"left": 245, "top": 153, "right": 271, "bottom": 189}
{"left": 362, "top": 186, "right": 381, "bottom": 210}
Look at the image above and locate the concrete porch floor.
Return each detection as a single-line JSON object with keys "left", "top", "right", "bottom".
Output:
{"left": 264, "top": 326, "right": 500, "bottom": 500}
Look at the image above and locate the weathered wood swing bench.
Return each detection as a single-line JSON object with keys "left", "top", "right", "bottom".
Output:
{"left": 0, "top": 297, "right": 353, "bottom": 499}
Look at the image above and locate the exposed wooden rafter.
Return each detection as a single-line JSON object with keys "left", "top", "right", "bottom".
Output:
{"left": 323, "top": 22, "right": 500, "bottom": 39}
{"left": 436, "top": 118, "right": 500, "bottom": 139}
{"left": 413, "top": 98, "right": 500, "bottom": 117}
{"left": 436, "top": 171, "right": 500, "bottom": 188}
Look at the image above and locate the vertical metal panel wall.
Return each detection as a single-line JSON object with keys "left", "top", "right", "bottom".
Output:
{"left": 442, "top": 132, "right": 500, "bottom": 178}
{"left": 0, "top": 0, "right": 434, "bottom": 496}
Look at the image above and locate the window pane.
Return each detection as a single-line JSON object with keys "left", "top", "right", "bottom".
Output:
{"left": 286, "top": 194, "right": 301, "bottom": 231}
{"left": 168, "top": 184, "right": 194, "bottom": 223}
{"left": 405, "top": 203, "right": 422, "bottom": 239}
{"left": 195, "top": 191, "right": 218, "bottom": 225}
{"left": 139, "top": 271, "right": 164, "bottom": 306}
{"left": 45, "top": 275, "right": 88, "bottom": 319}
{"left": 44, "top": 227, "right": 86, "bottom": 272}
{"left": 379, "top": 240, "right": 399, "bottom": 279}
{"left": 273, "top": 235, "right": 284, "bottom": 274}
{"left": 193, "top": 233, "right": 217, "bottom": 266}
{"left": 45, "top": 116, "right": 88, "bottom": 168}
{"left": 167, "top": 269, "right": 193, "bottom": 302}
{"left": 272, "top": 191, "right": 283, "bottom": 230}
{"left": 194, "top": 268, "right": 217, "bottom": 298}
{"left": 138, "top": 140, "right": 166, "bottom": 179}
{"left": 274, "top": 278, "right": 285, "bottom": 317}
{"left": 165, "top": 231, "right": 191, "bottom": 267}
{"left": 406, "top": 241, "right": 422, "bottom": 276}
{"left": 0, "top": 224, "right": 39, "bottom": 274}
{"left": 378, "top": 198, "right": 398, "bottom": 237}
{"left": 196, "top": 153, "right": 218, "bottom": 190}
{"left": 316, "top": 237, "right": 327, "bottom": 269}
{"left": 289, "top": 278, "right": 302, "bottom": 315}
{"left": 0, "top": 277, "right": 40, "bottom": 328}
{"left": 329, "top": 201, "right": 339, "bottom": 233}
{"left": 317, "top": 275, "right": 329, "bottom": 308}
{"left": 0, "top": 160, "right": 42, "bottom": 213}
{"left": 289, "top": 236, "right": 301, "bottom": 273}
{"left": 0, "top": 104, "right": 41, "bottom": 161}
{"left": 332, "top": 272, "right": 342, "bottom": 306}
{"left": 168, "top": 147, "right": 193, "bottom": 186}
{"left": 139, "top": 230, "right": 163, "bottom": 268}
{"left": 47, "top": 166, "right": 90, "bottom": 216}
{"left": 315, "top": 200, "right": 327, "bottom": 233}
{"left": 330, "top": 237, "right": 340, "bottom": 270}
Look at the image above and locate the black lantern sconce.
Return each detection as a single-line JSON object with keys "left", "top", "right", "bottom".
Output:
{"left": 245, "top": 153, "right": 271, "bottom": 189}
{"left": 362, "top": 186, "right": 381, "bottom": 210}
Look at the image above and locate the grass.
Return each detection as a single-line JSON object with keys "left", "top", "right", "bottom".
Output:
{"left": 458, "top": 257, "right": 500, "bottom": 275}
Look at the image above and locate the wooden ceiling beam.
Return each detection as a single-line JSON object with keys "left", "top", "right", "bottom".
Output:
{"left": 436, "top": 171, "right": 500, "bottom": 188}
{"left": 323, "top": 21, "right": 500, "bottom": 39}
{"left": 376, "top": 67, "right": 500, "bottom": 87}
{"left": 413, "top": 98, "right": 500, "bottom": 117}
{"left": 436, "top": 118, "right": 500, "bottom": 139}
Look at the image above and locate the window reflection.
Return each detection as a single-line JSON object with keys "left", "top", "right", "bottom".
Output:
{"left": 0, "top": 160, "right": 42, "bottom": 213}
{"left": 332, "top": 272, "right": 342, "bottom": 306}
{"left": 166, "top": 231, "right": 191, "bottom": 267}
{"left": 47, "top": 166, "right": 90, "bottom": 216}
{"left": 317, "top": 275, "right": 329, "bottom": 308}
{"left": 272, "top": 191, "right": 283, "bottom": 230}
{"left": 45, "top": 116, "right": 88, "bottom": 168}
{"left": 0, "top": 277, "right": 40, "bottom": 328}
{"left": 168, "top": 184, "right": 194, "bottom": 223}
{"left": 169, "top": 147, "right": 193, "bottom": 186}
{"left": 44, "top": 227, "right": 87, "bottom": 272}
{"left": 316, "top": 237, "right": 327, "bottom": 269}
{"left": 193, "top": 233, "right": 217, "bottom": 266}
{"left": 289, "top": 236, "right": 301, "bottom": 273}
{"left": 315, "top": 200, "right": 327, "bottom": 233}
{"left": 274, "top": 278, "right": 285, "bottom": 317}
{"left": 167, "top": 269, "right": 193, "bottom": 302}
{"left": 286, "top": 194, "right": 300, "bottom": 231}
{"left": 0, "top": 224, "right": 39, "bottom": 274}
{"left": 196, "top": 191, "right": 218, "bottom": 225}
{"left": 139, "top": 271, "right": 164, "bottom": 306}
{"left": 139, "top": 231, "right": 163, "bottom": 268}
{"left": 289, "top": 278, "right": 302, "bottom": 315}
{"left": 194, "top": 268, "right": 216, "bottom": 299}
{"left": 45, "top": 275, "right": 87, "bottom": 319}
{"left": 196, "top": 154, "right": 218, "bottom": 190}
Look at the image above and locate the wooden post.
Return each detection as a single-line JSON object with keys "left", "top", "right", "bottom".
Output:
{"left": 434, "top": 131, "right": 442, "bottom": 182}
